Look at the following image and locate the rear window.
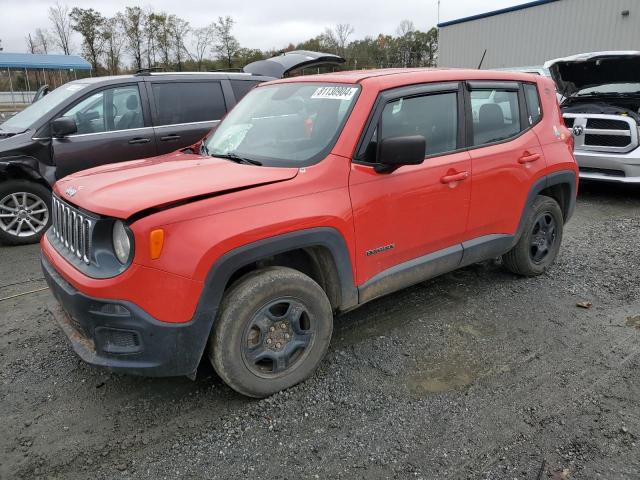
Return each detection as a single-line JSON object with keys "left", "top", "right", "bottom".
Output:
{"left": 470, "top": 89, "right": 521, "bottom": 146}
{"left": 524, "top": 83, "right": 542, "bottom": 125}
{"left": 151, "top": 81, "right": 226, "bottom": 126}
{"left": 230, "top": 80, "right": 261, "bottom": 102}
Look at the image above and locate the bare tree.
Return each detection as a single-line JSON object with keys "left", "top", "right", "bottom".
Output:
{"left": 48, "top": 1, "right": 73, "bottom": 54}
{"left": 396, "top": 20, "right": 415, "bottom": 37}
{"left": 192, "top": 24, "right": 215, "bottom": 71}
{"left": 154, "top": 13, "right": 173, "bottom": 67}
{"left": 213, "top": 16, "right": 240, "bottom": 69}
{"left": 102, "top": 15, "right": 126, "bottom": 74}
{"left": 171, "top": 16, "right": 191, "bottom": 71}
{"left": 26, "top": 34, "right": 40, "bottom": 54}
{"left": 35, "top": 28, "right": 51, "bottom": 54}
{"left": 122, "top": 6, "right": 145, "bottom": 70}
{"left": 323, "top": 23, "right": 354, "bottom": 57}
{"left": 145, "top": 10, "right": 163, "bottom": 68}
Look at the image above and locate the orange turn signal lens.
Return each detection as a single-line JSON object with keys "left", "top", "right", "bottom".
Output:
{"left": 149, "top": 229, "right": 164, "bottom": 260}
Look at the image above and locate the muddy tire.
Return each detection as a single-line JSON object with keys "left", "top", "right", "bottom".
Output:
{"left": 502, "top": 195, "right": 563, "bottom": 277}
{"left": 0, "top": 180, "right": 51, "bottom": 246}
{"left": 209, "top": 267, "right": 333, "bottom": 398}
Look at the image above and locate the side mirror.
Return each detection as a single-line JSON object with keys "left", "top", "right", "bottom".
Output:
{"left": 51, "top": 117, "right": 77, "bottom": 138}
{"left": 376, "top": 135, "right": 426, "bottom": 173}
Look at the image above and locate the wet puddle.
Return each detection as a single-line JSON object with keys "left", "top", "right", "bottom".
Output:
{"left": 625, "top": 315, "right": 640, "bottom": 330}
{"left": 407, "top": 355, "right": 479, "bottom": 396}
{"left": 457, "top": 323, "right": 496, "bottom": 338}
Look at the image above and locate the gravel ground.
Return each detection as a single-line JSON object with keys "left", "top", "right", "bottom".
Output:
{"left": 1, "top": 181, "right": 639, "bottom": 480}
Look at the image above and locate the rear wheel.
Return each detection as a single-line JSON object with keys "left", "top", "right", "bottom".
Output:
{"left": 0, "top": 180, "right": 51, "bottom": 245}
{"left": 502, "top": 195, "right": 563, "bottom": 276}
{"left": 209, "top": 267, "right": 333, "bottom": 398}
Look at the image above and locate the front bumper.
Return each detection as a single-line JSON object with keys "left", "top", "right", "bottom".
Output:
{"left": 575, "top": 147, "right": 640, "bottom": 184}
{"left": 42, "top": 255, "right": 212, "bottom": 377}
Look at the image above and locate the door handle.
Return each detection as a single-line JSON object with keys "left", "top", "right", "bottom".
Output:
{"left": 440, "top": 171, "right": 469, "bottom": 184}
{"left": 518, "top": 152, "right": 540, "bottom": 164}
{"left": 160, "top": 134, "right": 181, "bottom": 141}
{"left": 128, "top": 138, "right": 151, "bottom": 144}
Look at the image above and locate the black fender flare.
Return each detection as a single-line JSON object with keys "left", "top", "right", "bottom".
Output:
{"left": 515, "top": 170, "right": 577, "bottom": 242}
{"left": 0, "top": 155, "right": 49, "bottom": 185}
{"left": 186, "top": 227, "right": 358, "bottom": 371}
{"left": 194, "top": 227, "right": 358, "bottom": 320}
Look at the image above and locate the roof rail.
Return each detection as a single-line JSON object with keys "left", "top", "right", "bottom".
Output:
{"left": 135, "top": 66, "right": 166, "bottom": 76}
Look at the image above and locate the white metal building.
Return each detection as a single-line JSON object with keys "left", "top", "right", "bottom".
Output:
{"left": 438, "top": 0, "right": 640, "bottom": 69}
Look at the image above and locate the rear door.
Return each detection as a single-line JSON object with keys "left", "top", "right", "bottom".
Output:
{"left": 52, "top": 82, "right": 156, "bottom": 179}
{"left": 147, "top": 79, "right": 227, "bottom": 155}
{"left": 465, "top": 81, "right": 547, "bottom": 239}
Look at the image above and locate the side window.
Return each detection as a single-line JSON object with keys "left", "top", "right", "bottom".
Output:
{"left": 378, "top": 92, "right": 458, "bottom": 157}
{"left": 151, "top": 81, "right": 226, "bottom": 126}
{"left": 230, "top": 80, "right": 261, "bottom": 102}
{"left": 62, "top": 85, "right": 143, "bottom": 134}
{"left": 524, "top": 83, "right": 542, "bottom": 125}
{"left": 470, "top": 89, "right": 521, "bottom": 146}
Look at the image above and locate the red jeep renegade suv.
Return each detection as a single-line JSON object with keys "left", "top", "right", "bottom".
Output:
{"left": 41, "top": 69, "right": 577, "bottom": 397}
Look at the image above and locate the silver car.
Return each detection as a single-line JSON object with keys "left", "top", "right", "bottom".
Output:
{"left": 545, "top": 51, "right": 640, "bottom": 184}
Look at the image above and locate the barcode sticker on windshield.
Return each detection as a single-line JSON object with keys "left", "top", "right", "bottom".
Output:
{"left": 311, "top": 86, "right": 357, "bottom": 100}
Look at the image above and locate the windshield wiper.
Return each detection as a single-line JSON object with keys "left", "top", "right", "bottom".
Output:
{"left": 214, "top": 152, "right": 262, "bottom": 166}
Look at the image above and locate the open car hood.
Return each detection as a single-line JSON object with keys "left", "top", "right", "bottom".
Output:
{"left": 544, "top": 51, "right": 640, "bottom": 97}
{"left": 243, "top": 50, "right": 345, "bottom": 78}
{"left": 54, "top": 152, "right": 298, "bottom": 219}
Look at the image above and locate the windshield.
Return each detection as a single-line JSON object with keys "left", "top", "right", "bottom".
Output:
{"left": 1, "top": 83, "right": 89, "bottom": 131}
{"left": 577, "top": 83, "right": 640, "bottom": 96}
{"left": 204, "top": 83, "right": 359, "bottom": 166}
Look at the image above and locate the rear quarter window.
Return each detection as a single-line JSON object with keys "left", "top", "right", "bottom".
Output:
{"left": 524, "top": 83, "right": 542, "bottom": 125}
{"left": 151, "top": 81, "right": 226, "bottom": 126}
{"left": 230, "top": 80, "right": 261, "bottom": 102}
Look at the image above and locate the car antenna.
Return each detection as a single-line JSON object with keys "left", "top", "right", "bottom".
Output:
{"left": 477, "top": 49, "right": 487, "bottom": 69}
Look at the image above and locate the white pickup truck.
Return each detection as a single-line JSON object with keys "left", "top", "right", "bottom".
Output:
{"left": 545, "top": 51, "right": 640, "bottom": 184}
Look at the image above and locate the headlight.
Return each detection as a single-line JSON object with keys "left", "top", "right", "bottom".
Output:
{"left": 112, "top": 220, "right": 131, "bottom": 264}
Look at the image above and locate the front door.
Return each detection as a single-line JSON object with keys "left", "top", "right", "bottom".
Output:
{"left": 52, "top": 84, "right": 156, "bottom": 179}
{"left": 349, "top": 85, "right": 472, "bottom": 285}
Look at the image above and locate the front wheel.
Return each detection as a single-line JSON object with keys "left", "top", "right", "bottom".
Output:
{"left": 502, "top": 195, "right": 564, "bottom": 276}
{"left": 209, "top": 267, "right": 333, "bottom": 398}
{"left": 0, "top": 180, "right": 51, "bottom": 245}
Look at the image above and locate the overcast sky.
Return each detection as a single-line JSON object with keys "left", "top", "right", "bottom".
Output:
{"left": 1, "top": 0, "right": 521, "bottom": 54}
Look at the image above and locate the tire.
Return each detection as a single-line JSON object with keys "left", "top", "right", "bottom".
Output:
{"left": 0, "top": 180, "right": 52, "bottom": 246}
{"left": 502, "top": 195, "right": 563, "bottom": 277}
{"left": 209, "top": 267, "right": 333, "bottom": 398}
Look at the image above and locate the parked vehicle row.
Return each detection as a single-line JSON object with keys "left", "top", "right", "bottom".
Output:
{"left": 0, "top": 51, "right": 344, "bottom": 245}
{"left": 41, "top": 69, "right": 577, "bottom": 397}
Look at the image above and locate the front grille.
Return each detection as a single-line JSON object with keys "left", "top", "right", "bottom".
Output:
{"left": 585, "top": 134, "right": 631, "bottom": 148}
{"left": 586, "top": 118, "right": 629, "bottom": 130}
{"left": 563, "top": 113, "right": 638, "bottom": 153}
{"left": 51, "top": 196, "right": 94, "bottom": 264}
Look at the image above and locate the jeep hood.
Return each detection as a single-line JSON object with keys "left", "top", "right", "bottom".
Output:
{"left": 54, "top": 152, "right": 298, "bottom": 219}
{"left": 544, "top": 51, "right": 640, "bottom": 97}
{"left": 243, "top": 50, "right": 345, "bottom": 78}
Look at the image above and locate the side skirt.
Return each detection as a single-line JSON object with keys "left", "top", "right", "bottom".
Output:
{"left": 357, "top": 234, "right": 514, "bottom": 304}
